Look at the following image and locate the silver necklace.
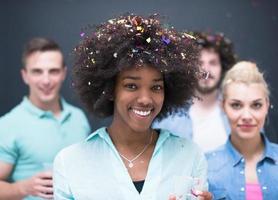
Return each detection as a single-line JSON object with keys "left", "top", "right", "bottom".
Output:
{"left": 119, "top": 130, "right": 153, "bottom": 168}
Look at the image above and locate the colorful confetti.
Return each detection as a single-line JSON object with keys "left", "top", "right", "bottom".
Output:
{"left": 74, "top": 13, "right": 201, "bottom": 92}
{"left": 205, "top": 72, "right": 210, "bottom": 79}
{"left": 181, "top": 52, "right": 186, "bottom": 60}
{"left": 183, "top": 33, "right": 196, "bottom": 40}
{"left": 162, "top": 35, "right": 171, "bottom": 44}
{"left": 132, "top": 49, "right": 139, "bottom": 53}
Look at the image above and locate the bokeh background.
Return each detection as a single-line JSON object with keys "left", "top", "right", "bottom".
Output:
{"left": 1, "top": 0, "right": 278, "bottom": 142}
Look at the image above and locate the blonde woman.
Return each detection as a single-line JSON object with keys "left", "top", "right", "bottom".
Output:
{"left": 206, "top": 61, "right": 278, "bottom": 200}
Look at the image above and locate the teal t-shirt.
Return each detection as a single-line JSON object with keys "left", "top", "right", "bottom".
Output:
{"left": 0, "top": 97, "right": 91, "bottom": 199}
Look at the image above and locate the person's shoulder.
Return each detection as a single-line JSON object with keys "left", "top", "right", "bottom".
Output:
{"left": 63, "top": 101, "right": 82, "bottom": 112}
{"left": 155, "top": 112, "right": 190, "bottom": 124}
{"left": 269, "top": 141, "right": 278, "bottom": 149}
{"left": 0, "top": 103, "right": 25, "bottom": 139}
{"left": 60, "top": 140, "right": 86, "bottom": 153}
{"left": 269, "top": 141, "right": 278, "bottom": 157}
{"left": 58, "top": 128, "right": 103, "bottom": 153}
{"left": 55, "top": 139, "right": 88, "bottom": 161}
{"left": 63, "top": 100, "right": 87, "bottom": 116}
{"left": 205, "top": 145, "right": 227, "bottom": 159}
{"left": 205, "top": 145, "right": 230, "bottom": 170}
{"left": 0, "top": 103, "right": 24, "bottom": 124}
{"left": 55, "top": 128, "right": 103, "bottom": 162}
{"left": 54, "top": 140, "right": 86, "bottom": 170}
{"left": 161, "top": 128, "right": 200, "bottom": 151}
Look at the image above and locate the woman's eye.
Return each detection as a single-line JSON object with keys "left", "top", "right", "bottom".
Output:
{"left": 152, "top": 85, "right": 163, "bottom": 91}
{"left": 125, "top": 83, "right": 137, "bottom": 90}
{"left": 252, "top": 102, "right": 262, "bottom": 109}
{"left": 231, "top": 103, "right": 241, "bottom": 109}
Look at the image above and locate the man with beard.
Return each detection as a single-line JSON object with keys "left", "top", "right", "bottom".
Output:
{"left": 153, "top": 32, "right": 237, "bottom": 152}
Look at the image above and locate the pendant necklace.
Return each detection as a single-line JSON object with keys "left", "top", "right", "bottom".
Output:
{"left": 118, "top": 130, "right": 153, "bottom": 168}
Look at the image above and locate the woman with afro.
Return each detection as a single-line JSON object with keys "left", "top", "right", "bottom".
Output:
{"left": 53, "top": 13, "right": 211, "bottom": 200}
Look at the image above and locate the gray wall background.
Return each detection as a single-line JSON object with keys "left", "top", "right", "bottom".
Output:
{"left": 1, "top": 0, "right": 278, "bottom": 142}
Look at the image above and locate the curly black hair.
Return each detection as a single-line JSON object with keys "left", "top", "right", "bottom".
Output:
{"left": 73, "top": 13, "right": 201, "bottom": 120}
{"left": 192, "top": 31, "right": 237, "bottom": 77}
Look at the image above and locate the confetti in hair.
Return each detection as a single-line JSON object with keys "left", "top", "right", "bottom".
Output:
{"left": 72, "top": 13, "right": 201, "bottom": 119}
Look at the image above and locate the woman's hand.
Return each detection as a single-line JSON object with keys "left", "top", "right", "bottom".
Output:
{"left": 168, "top": 191, "right": 212, "bottom": 200}
{"left": 196, "top": 191, "right": 212, "bottom": 200}
{"left": 168, "top": 194, "right": 177, "bottom": 200}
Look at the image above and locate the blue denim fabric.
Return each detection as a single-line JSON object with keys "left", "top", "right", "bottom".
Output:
{"left": 206, "top": 134, "right": 278, "bottom": 200}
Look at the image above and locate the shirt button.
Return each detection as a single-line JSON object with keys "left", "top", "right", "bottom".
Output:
{"left": 240, "top": 170, "right": 244, "bottom": 174}
{"left": 262, "top": 186, "right": 267, "bottom": 190}
{"left": 240, "top": 187, "right": 245, "bottom": 192}
{"left": 257, "top": 169, "right": 262, "bottom": 173}
{"left": 241, "top": 158, "right": 245, "bottom": 163}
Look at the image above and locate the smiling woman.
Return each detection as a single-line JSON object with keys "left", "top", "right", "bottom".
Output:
{"left": 206, "top": 61, "right": 278, "bottom": 200}
{"left": 112, "top": 66, "right": 164, "bottom": 134}
{"left": 53, "top": 13, "right": 212, "bottom": 200}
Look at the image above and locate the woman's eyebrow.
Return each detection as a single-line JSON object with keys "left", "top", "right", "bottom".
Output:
{"left": 122, "top": 76, "right": 140, "bottom": 80}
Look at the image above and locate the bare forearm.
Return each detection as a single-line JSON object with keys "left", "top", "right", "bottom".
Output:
{"left": 0, "top": 181, "right": 26, "bottom": 200}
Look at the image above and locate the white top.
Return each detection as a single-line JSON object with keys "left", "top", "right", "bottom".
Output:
{"left": 190, "top": 105, "right": 228, "bottom": 153}
{"left": 53, "top": 128, "right": 208, "bottom": 200}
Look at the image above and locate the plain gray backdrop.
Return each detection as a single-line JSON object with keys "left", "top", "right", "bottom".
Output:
{"left": 0, "top": 0, "right": 277, "bottom": 142}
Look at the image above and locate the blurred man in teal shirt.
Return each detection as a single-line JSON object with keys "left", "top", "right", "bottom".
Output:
{"left": 0, "top": 38, "right": 91, "bottom": 199}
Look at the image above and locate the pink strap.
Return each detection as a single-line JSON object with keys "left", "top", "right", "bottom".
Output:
{"left": 246, "top": 183, "right": 263, "bottom": 200}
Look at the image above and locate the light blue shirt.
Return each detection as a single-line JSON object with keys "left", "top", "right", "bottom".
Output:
{"left": 206, "top": 134, "right": 278, "bottom": 200}
{"left": 53, "top": 127, "right": 208, "bottom": 200}
{"left": 0, "top": 97, "right": 91, "bottom": 200}
{"left": 152, "top": 107, "right": 230, "bottom": 139}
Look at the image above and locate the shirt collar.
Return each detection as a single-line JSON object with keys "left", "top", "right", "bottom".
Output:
{"left": 262, "top": 134, "right": 278, "bottom": 163}
{"left": 153, "top": 128, "right": 171, "bottom": 156}
{"left": 86, "top": 127, "right": 109, "bottom": 142}
{"left": 59, "top": 98, "right": 72, "bottom": 122}
{"left": 225, "top": 134, "right": 277, "bottom": 167}
{"left": 22, "top": 96, "right": 71, "bottom": 121}
{"left": 86, "top": 127, "right": 171, "bottom": 156}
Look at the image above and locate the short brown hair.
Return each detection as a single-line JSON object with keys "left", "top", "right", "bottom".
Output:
{"left": 22, "top": 37, "right": 64, "bottom": 67}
